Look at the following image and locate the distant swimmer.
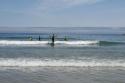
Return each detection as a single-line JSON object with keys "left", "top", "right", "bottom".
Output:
{"left": 38, "top": 35, "right": 41, "bottom": 41}
{"left": 64, "top": 36, "right": 68, "bottom": 41}
{"left": 29, "top": 36, "right": 33, "bottom": 41}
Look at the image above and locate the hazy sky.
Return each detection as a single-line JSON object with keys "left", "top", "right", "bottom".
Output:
{"left": 0, "top": 0, "right": 125, "bottom": 27}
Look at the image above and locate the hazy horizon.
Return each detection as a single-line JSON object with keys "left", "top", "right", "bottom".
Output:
{"left": 0, "top": 26, "right": 124, "bottom": 34}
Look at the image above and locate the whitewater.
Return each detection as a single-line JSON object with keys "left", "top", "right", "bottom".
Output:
{"left": 0, "top": 40, "right": 124, "bottom": 46}
{"left": 0, "top": 40, "right": 99, "bottom": 46}
{"left": 0, "top": 58, "right": 125, "bottom": 67}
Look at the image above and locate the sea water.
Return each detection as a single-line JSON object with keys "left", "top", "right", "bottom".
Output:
{"left": 0, "top": 27, "right": 125, "bottom": 83}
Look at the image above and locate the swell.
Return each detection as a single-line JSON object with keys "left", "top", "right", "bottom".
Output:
{"left": 99, "top": 41, "right": 125, "bottom": 46}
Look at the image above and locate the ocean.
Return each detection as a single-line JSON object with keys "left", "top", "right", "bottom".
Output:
{"left": 0, "top": 27, "right": 125, "bottom": 83}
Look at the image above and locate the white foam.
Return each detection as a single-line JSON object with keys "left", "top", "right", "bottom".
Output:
{"left": 0, "top": 40, "right": 99, "bottom": 46}
{"left": 55, "top": 41, "right": 99, "bottom": 45}
{"left": 0, "top": 40, "right": 49, "bottom": 45}
{"left": 0, "top": 58, "right": 125, "bottom": 67}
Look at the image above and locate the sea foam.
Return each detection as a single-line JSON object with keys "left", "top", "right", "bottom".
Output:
{"left": 0, "top": 40, "right": 99, "bottom": 46}
{"left": 0, "top": 58, "right": 125, "bottom": 67}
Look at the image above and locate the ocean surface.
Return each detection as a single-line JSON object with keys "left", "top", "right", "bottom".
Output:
{"left": 0, "top": 27, "right": 125, "bottom": 83}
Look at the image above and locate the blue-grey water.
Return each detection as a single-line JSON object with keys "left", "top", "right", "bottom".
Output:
{"left": 0, "top": 27, "right": 125, "bottom": 83}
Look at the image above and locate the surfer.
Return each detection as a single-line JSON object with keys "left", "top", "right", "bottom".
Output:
{"left": 51, "top": 34, "right": 55, "bottom": 46}
{"left": 38, "top": 35, "right": 41, "bottom": 41}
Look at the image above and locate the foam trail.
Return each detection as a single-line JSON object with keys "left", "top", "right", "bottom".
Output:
{"left": 0, "top": 58, "right": 125, "bottom": 67}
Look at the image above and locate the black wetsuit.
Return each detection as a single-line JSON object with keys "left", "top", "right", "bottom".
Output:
{"left": 52, "top": 34, "right": 55, "bottom": 44}
{"left": 50, "top": 34, "right": 55, "bottom": 47}
{"left": 38, "top": 36, "right": 41, "bottom": 41}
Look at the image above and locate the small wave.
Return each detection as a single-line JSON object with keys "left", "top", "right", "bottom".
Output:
{"left": 0, "top": 40, "right": 124, "bottom": 46}
{"left": 0, "top": 40, "right": 99, "bottom": 46}
{"left": 0, "top": 58, "right": 125, "bottom": 67}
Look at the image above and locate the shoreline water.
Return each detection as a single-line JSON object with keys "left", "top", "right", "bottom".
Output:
{"left": 0, "top": 66, "right": 125, "bottom": 83}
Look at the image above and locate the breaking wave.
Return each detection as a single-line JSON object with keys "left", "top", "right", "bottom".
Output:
{"left": 0, "top": 40, "right": 98, "bottom": 46}
{"left": 0, "top": 58, "right": 125, "bottom": 67}
{"left": 0, "top": 40, "right": 124, "bottom": 46}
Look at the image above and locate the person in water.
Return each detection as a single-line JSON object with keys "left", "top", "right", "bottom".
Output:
{"left": 52, "top": 34, "right": 55, "bottom": 43}
{"left": 38, "top": 35, "right": 41, "bottom": 41}
{"left": 29, "top": 36, "right": 33, "bottom": 41}
{"left": 64, "top": 36, "right": 68, "bottom": 41}
{"left": 51, "top": 34, "right": 55, "bottom": 46}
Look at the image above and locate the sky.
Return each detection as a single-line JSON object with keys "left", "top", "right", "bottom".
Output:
{"left": 0, "top": 0, "right": 125, "bottom": 27}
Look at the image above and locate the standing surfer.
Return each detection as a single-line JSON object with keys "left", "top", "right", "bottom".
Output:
{"left": 51, "top": 34, "right": 55, "bottom": 46}
{"left": 38, "top": 35, "right": 41, "bottom": 41}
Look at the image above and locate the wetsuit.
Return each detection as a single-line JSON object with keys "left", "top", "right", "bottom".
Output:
{"left": 51, "top": 34, "right": 55, "bottom": 46}
{"left": 52, "top": 34, "right": 55, "bottom": 44}
{"left": 38, "top": 36, "right": 41, "bottom": 41}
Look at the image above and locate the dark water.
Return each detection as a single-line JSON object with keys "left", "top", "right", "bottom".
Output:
{"left": 0, "top": 27, "right": 125, "bottom": 83}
